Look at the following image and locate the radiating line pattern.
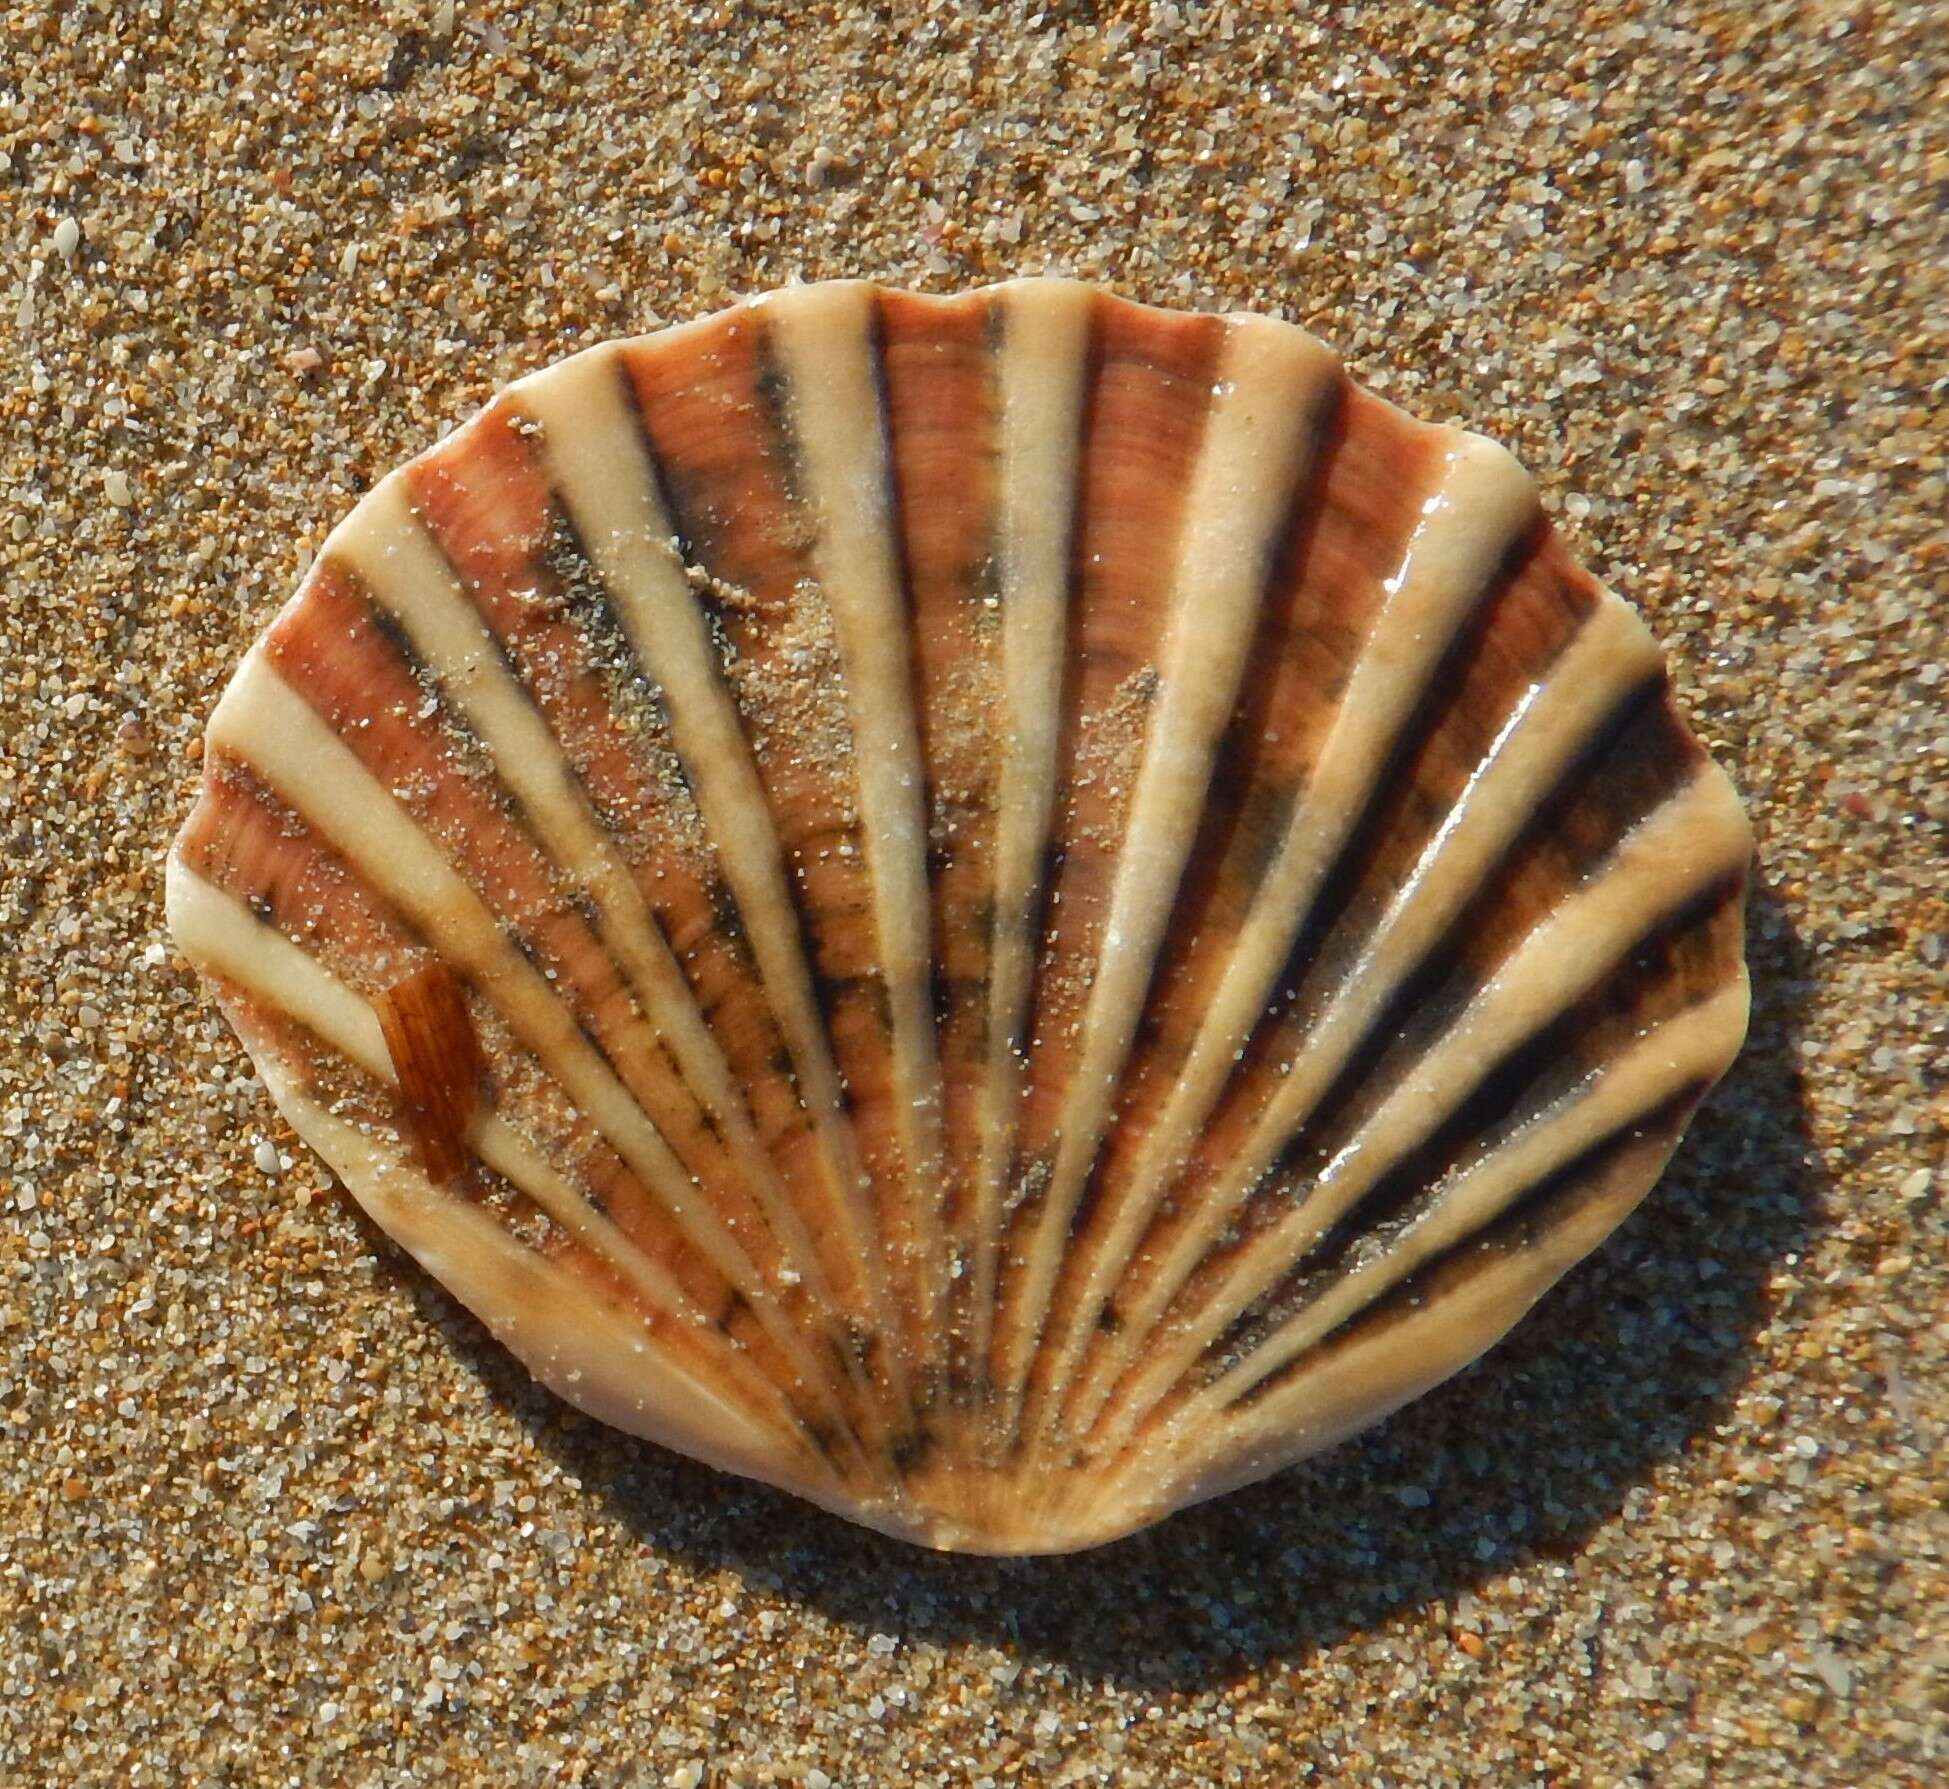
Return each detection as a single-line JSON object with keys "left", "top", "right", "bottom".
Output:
{"left": 167, "top": 278, "right": 1752, "bottom": 1553}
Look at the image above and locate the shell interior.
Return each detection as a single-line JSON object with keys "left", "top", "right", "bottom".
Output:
{"left": 167, "top": 279, "right": 1751, "bottom": 1553}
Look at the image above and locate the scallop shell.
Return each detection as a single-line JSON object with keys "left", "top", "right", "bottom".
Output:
{"left": 167, "top": 279, "right": 1751, "bottom": 1554}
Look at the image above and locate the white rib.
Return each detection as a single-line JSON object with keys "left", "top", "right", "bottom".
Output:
{"left": 1109, "top": 1095, "right": 1688, "bottom": 1526}
{"left": 1090, "top": 764, "right": 1751, "bottom": 1452}
{"left": 279, "top": 1084, "right": 812, "bottom": 1492}
{"left": 968, "top": 277, "right": 1096, "bottom": 1393}
{"left": 1060, "top": 591, "right": 1662, "bottom": 1434}
{"left": 1182, "top": 980, "right": 1748, "bottom": 1425}
{"left": 998, "top": 313, "right": 1344, "bottom": 1437}
{"left": 764, "top": 280, "right": 950, "bottom": 1367}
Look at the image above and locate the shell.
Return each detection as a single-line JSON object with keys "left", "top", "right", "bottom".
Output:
{"left": 167, "top": 279, "right": 1751, "bottom": 1554}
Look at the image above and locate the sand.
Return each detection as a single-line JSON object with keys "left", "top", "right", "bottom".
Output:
{"left": 1, "top": 2, "right": 1941, "bottom": 1783}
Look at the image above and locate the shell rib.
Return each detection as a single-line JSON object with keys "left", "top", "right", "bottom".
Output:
{"left": 167, "top": 279, "right": 1751, "bottom": 1553}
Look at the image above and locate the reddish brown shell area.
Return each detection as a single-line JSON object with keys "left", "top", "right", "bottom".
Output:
{"left": 167, "top": 279, "right": 1750, "bottom": 1552}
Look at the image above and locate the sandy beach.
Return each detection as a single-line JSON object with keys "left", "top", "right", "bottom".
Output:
{"left": 1, "top": 3, "right": 1941, "bottom": 1782}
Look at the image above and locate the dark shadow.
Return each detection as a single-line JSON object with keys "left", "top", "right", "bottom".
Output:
{"left": 368, "top": 879, "right": 1821, "bottom": 1692}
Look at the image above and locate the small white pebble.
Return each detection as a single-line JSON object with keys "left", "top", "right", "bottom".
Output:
{"left": 52, "top": 215, "right": 80, "bottom": 260}
{"left": 104, "top": 470, "right": 133, "bottom": 508}
{"left": 1811, "top": 1647, "right": 1854, "bottom": 1698}
{"left": 254, "top": 1138, "right": 282, "bottom": 1176}
{"left": 76, "top": 1004, "right": 104, "bottom": 1030}
{"left": 667, "top": 1765, "right": 704, "bottom": 1789}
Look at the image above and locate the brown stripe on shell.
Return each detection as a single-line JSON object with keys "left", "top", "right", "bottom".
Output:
{"left": 872, "top": 288, "right": 1011, "bottom": 1414}
{"left": 622, "top": 302, "right": 931, "bottom": 1422}
{"left": 176, "top": 758, "right": 430, "bottom": 994}
{"left": 405, "top": 403, "right": 716, "bottom": 880}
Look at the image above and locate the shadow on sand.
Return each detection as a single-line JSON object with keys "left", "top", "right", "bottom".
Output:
{"left": 379, "top": 881, "right": 1821, "bottom": 1693}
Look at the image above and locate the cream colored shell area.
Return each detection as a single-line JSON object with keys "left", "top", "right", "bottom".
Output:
{"left": 167, "top": 279, "right": 1752, "bottom": 1552}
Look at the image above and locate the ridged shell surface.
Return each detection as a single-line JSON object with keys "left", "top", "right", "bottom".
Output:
{"left": 167, "top": 279, "right": 1752, "bottom": 1553}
